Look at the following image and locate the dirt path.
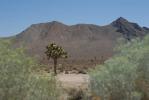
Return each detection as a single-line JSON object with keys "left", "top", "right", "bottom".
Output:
{"left": 56, "top": 74, "right": 89, "bottom": 89}
{"left": 56, "top": 74, "right": 90, "bottom": 100}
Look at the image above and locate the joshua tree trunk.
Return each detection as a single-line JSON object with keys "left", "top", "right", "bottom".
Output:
{"left": 53, "top": 58, "right": 57, "bottom": 75}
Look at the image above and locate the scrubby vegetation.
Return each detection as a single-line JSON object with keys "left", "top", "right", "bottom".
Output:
{"left": 0, "top": 39, "right": 59, "bottom": 100}
{"left": 89, "top": 35, "right": 149, "bottom": 100}
{"left": 1, "top": 34, "right": 149, "bottom": 100}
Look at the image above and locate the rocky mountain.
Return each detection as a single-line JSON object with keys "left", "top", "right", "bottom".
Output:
{"left": 111, "top": 17, "right": 147, "bottom": 40}
{"left": 12, "top": 17, "right": 149, "bottom": 68}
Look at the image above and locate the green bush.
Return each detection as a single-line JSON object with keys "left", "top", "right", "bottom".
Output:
{"left": 89, "top": 35, "right": 149, "bottom": 100}
{"left": 90, "top": 56, "right": 139, "bottom": 100}
{"left": 0, "top": 39, "right": 59, "bottom": 100}
{"left": 26, "top": 73, "right": 60, "bottom": 100}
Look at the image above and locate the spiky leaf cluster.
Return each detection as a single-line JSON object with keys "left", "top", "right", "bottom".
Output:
{"left": 45, "top": 43, "right": 67, "bottom": 59}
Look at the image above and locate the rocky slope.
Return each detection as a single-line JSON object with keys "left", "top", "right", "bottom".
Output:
{"left": 11, "top": 17, "right": 149, "bottom": 71}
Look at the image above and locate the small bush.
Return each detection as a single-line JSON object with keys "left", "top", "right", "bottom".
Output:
{"left": 26, "top": 73, "right": 60, "bottom": 100}
{"left": 90, "top": 56, "right": 138, "bottom": 100}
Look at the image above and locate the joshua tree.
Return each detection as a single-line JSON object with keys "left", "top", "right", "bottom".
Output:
{"left": 45, "top": 43, "right": 67, "bottom": 75}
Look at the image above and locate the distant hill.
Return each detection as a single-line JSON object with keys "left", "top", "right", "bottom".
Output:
{"left": 10, "top": 17, "right": 149, "bottom": 71}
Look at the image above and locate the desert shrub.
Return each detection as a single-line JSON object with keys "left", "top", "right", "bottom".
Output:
{"left": 90, "top": 56, "right": 139, "bottom": 100}
{"left": 0, "top": 39, "right": 59, "bottom": 100}
{"left": 89, "top": 35, "right": 149, "bottom": 100}
{"left": 26, "top": 73, "right": 60, "bottom": 100}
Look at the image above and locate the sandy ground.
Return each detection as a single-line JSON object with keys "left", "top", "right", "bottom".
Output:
{"left": 56, "top": 74, "right": 89, "bottom": 89}
{"left": 56, "top": 74, "right": 97, "bottom": 100}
